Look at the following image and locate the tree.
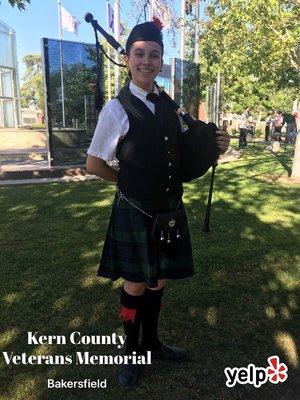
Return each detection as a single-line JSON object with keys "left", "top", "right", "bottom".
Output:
{"left": 2, "top": 0, "right": 31, "bottom": 10}
{"left": 198, "top": 0, "right": 300, "bottom": 113}
{"left": 130, "top": 0, "right": 178, "bottom": 46}
{"left": 291, "top": 131, "right": 300, "bottom": 179}
{"left": 20, "top": 54, "right": 44, "bottom": 111}
{"left": 197, "top": 0, "right": 300, "bottom": 179}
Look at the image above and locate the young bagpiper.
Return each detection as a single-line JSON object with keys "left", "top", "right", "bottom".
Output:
{"left": 86, "top": 21, "right": 230, "bottom": 389}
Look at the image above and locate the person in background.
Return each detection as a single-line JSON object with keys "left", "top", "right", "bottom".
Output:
{"left": 273, "top": 110, "right": 283, "bottom": 142}
{"left": 265, "top": 113, "right": 273, "bottom": 142}
{"left": 282, "top": 112, "right": 297, "bottom": 143}
{"left": 239, "top": 106, "right": 251, "bottom": 149}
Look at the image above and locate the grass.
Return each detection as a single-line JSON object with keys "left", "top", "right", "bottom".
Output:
{"left": 0, "top": 144, "right": 299, "bottom": 400}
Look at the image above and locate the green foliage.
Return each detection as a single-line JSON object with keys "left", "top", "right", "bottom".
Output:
{"left": 48, "top": 62, "right": 95, "bottom": 128}
{"left": 4, "top": 0, "right": 30, "bottom": 10}
{"left": 265, "top": 86, "right": 299, "bottom": 112}
{"left": 63, "top": 64, "right": 96, "bottom": 128}
{"left": 198, "top": 0, "right": 300, "bottom": 113}
{"left": 20, "top": 54, "right": 44, "bottom": 111}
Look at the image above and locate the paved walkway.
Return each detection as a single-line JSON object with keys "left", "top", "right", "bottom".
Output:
{"left": 1, "top": 174, "right": 97, "bottom": 186}
{"left": 0, "top": 149, "right": 241, "bottom": 186}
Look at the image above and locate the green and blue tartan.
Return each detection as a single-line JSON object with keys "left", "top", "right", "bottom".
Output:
{"left": 98, "top": 192, "right": 194, "bottom": 288}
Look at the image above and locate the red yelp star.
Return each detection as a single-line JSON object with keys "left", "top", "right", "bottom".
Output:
{"left": 267, "top": 356, "right": 288, "bottom": 384}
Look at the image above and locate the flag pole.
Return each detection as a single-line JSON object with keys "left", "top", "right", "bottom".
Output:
{"left": 106, "top": 0, "right": 112, "bottom": 101}
{"left": 57, "top": 0, "right": 66, "bottom": 127}
{"left": 194, "top": 0, "right": 200, "bottom": 64}
{"left": 180, "top": 0, "right": 185, "bottom": 60}
{"left": 57, "top": 0, "right": 62, "bottom": 40}
{"left": 114, "top": 0, "right": 121, "bottom": 96}
{"left": 179, "top": 0, "right": 185, "bottom": 107}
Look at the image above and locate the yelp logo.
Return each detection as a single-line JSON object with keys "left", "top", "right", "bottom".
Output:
{"left": 224, "top": 356, "right": 288, "bottom": 388}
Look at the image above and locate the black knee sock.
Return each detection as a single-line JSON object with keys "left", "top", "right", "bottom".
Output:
{"left": 120, "top": 287, "right": 144, "bottom": 354}
{"left": 140, "top": 287, "right": 164, "bottom": 352}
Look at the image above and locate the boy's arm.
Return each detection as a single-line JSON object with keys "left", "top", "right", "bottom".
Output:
{"left": 86, "top": 155, "right": 118, "bottom": 183}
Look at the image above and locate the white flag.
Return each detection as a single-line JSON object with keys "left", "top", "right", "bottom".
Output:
{"left": 61, "top": 5, "right": 80, "bottom": 36}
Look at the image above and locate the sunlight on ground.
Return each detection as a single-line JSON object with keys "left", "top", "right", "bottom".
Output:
{"left": 276, "top": 271, "right": 299, "bottom": 290}
{"left": 80, "top": 249, "right": 101, "bottom": 260}
{"left": 88, "top": 305, "right": 107, "bottom": 325}
{"left": 273, "top": 219, "right": 295, "bottom": 230}
{"left": 240, "top": 226, "right": 256, "bottom": 241}
{"left": 33, "top": 344, "right": 53, "bottom": 356}
{"left": 70, "top": 210, "right": 90, "bottom": 218}
{"left": 213, "top": 192, "right": 235, "bottom": 204}
{"left": 0, "top": 327, "right": 20, "bottom": 348}
{"left": 274, "top": 331, "right": 299, "bottom": 368}
{"left": 287, "top": 293, "right": 298, "bottom": 310}
{"left": 64, "top": 203, "right": 92, "bottom": 209}
{"left": 8, "top": 205, "right": 37, "bottom": 213}
{"left": 92, "top": 199, "right": 113, "bottom": 208}
{"left": 51, "top": 189, "right": 72, "bottom": 196}
{"left": 80, "top": 274, "right": 99, "bottom": 288}
{"left": 7, "top": 205, "right": 38, "bottom": 221}
{"left": 68, "top": 316, "right": 84, "bottom": 329}
{"left": 265, "top": 306, "right": 276, "bottom": 319}
{"left": 3, "top": 292, "right": 20, "bottom": 304}
{"left": 189, "top": 306, "right": 199, "bottom": 317}
{"left": 111, "top": 280, "right": 123, "bottom": 290}
{"left": 205, "top": 307, "right": 218, "bottom": 326}
{"left": 280, "top": 306, "right": 292, "bottom": 320}
{"left": 261, "top": 280, "right": 279, "bottom": 292}
{"left": 62, "top": 198, "right": 112, "bottom": 210}
{"left": 263, "top": 215, "right": 298, "bottom": 229}
{"left": 8, "top": 375, "right": 40, "bottom": 400}
{"left": 52, "top": 295, "right": 70, "bottom": 311}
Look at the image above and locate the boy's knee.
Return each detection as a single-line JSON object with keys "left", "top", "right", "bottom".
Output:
{"left": 124, "top": 281, "right": 146, "bottom": 296}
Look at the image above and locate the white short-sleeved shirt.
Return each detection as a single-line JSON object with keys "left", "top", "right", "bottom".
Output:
{"left": 87, "top": 81, "right": 159, "bottom": 162}
{"left": 239, "top": 111, "right": 250, "bottom": 129}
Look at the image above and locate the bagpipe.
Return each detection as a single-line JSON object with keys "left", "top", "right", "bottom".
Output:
{"left": 85, "top": 13, "right": 221, "bottom": 232}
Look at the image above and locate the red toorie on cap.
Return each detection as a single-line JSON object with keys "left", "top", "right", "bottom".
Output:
{"left": 152, "top": 16, "right": 163, "bottom": 31}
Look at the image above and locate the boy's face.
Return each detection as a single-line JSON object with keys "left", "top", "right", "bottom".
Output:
{"left": 125, "top": 41, "right": 163, "bottom": 91}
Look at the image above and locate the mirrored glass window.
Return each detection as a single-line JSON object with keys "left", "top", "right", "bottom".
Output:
{"left": 43, "top": 38, "right": 103, "bottom": 165}
{"left": 173, "top": 58, "right": 199, "bottom": 118}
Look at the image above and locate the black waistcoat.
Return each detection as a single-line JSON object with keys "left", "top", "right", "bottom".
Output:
{"left": 116, "top": 84, "right": 183, "bottom": 209}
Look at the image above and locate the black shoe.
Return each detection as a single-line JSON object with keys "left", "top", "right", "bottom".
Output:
{"left": 117, "top": 362, "right": 139, "bottom": 389}
{"left": 151, "top": 343, "right": 187, "bottom": 362}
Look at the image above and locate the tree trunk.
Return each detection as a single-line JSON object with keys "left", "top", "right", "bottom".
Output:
{"left": 291, "top": 118, "right": 300, "bottom": 179}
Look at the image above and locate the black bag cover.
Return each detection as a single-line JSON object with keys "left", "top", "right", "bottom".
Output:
{"left": 180, "top": 120, "right": 219, "bottom": 182}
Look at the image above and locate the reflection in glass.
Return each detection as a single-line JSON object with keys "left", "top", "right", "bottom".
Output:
{"left": 0, "top": 19, "right": 20, "bottom": 128}
{"left": 1, "top": 69, "right": 13, "bottom": 97}
{"left": 43, "top": 38, "right": 103, "bottom": 165}
{"left": 173, "top": 58, "right": 199, "bottom": 118}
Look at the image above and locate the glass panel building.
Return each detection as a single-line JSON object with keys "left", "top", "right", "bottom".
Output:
{"left": 0, "top": 19, "right": 21, "bottom": 128}
{"left": 42, "top": 38, "right": 102, "bottom": 165}
{"left": 156, "top": 63, "right": 171, "bottom": 95}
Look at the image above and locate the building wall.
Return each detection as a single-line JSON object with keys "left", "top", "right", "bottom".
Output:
{"left": 0, "top": 19, "right": 21, "bottom": 128}
{"left": 21, "top": 108, "right": 45, "bottom": 126}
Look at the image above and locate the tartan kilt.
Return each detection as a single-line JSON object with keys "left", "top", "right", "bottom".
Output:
{"left": 98, "top": 192, "right": 194, "bottom": 288}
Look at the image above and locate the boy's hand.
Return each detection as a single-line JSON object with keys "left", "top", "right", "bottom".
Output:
{"left": 216, "top": 130, "right": 230, "bottom": 154}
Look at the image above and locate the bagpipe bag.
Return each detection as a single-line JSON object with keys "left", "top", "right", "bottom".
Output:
{"left": 180, "top": 120, "right": 220, "bottom": 183}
